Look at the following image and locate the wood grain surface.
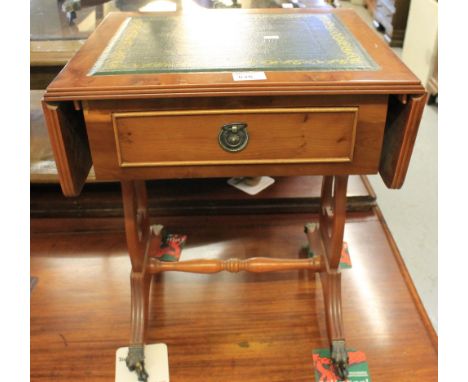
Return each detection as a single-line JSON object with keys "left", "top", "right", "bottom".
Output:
{"left": 31, "top": 90, "right": 97, "bottom": 183}
{"left": 112, "top": 108, "right": 357, "bottom": 167}
{"left": 84, "top": 95, "right": 387, "bottom": 180}
{"left": 41, "top": 101, "right": 92, "bottom": 196}
{"left": 30, "top": 40, "right": 86, "bottom": 67}
{"left": 379, "top": 93, "right": 429, "bottom": 188}
{"left": 38, "top": 9, "right": 426, "bottom": 195}
{"left": 31, "top": 212, "right": 437, "bottom": 381}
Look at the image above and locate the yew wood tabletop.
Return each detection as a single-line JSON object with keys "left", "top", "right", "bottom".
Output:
{"left": 43, "top": 9, "right": 423, "bottom": 102}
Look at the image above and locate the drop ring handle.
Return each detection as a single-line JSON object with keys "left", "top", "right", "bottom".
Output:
{"left": 218, "top": 123, "right": 249, "bottom": 152}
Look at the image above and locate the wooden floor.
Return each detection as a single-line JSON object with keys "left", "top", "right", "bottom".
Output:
{"left": 30, "top": 211, "right": 437, "bottom": 381}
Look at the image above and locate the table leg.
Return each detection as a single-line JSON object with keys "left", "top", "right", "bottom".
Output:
{"left": 121, "top": 180, "right": 154, "bottom": 382}
{"left": 122, "top": 176, "right": 349, "bottom": 380}
{"left": 305, "top": 175, "right": 349, "bottom": 379}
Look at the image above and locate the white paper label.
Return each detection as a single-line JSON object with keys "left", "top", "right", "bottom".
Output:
{"left": 115, "top": 344, "right": 169, "bottom": 382}
{"left": 232, "top": 72, "right": 267, "bottom": 81}
{"left": 227, "top": 176, "right": 275, "bottom": 196}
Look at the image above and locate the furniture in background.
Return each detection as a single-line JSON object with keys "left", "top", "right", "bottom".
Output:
{"left": 366, "top": 0, "right": 376, "bottom": 11}
{"left": 427, "top": 50, "right": 437, "bottom": 104}
{"left": 366, "top": 0, "right": 411, "bottom": 46}
{"left": 401, "top": 0, "right": 438, "bottom": 103}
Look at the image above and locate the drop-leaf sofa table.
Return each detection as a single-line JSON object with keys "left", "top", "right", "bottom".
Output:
{"left": 42, "top": 8, "right": 426, "bottom": 381}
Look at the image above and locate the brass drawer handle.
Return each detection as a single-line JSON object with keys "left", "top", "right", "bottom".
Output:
{"left": 218, "top": 123, "right": 249, "bottom": 152}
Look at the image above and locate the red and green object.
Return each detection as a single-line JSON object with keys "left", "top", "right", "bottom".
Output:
{"left": 151, "top": 234, "right": 187, "bottom": 262}
{"left": 339, "top": 242, "right": 352, "bottom": 269}
{"left": 304, "top": 242, "right": 352, "bottom": 269}
{"left": 313, "top": 348, "right": 370, "bottom": 382}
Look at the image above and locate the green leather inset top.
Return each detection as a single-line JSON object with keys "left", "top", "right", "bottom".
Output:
{"left": 90, "top": 13, "right": 377, "bottom": 75}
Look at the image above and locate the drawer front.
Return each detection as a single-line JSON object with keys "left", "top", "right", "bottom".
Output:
{"left": 112, "top": 108, "right": 358, "bottom": 168}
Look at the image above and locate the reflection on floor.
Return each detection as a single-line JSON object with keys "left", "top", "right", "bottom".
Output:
{"left": 30, "top": 212, "right": 437, "bottom": 381}
{"left": 341, "top": 0, "right": 438, "bottom": 332}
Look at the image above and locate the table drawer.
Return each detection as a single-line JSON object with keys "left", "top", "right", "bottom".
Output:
{"left": 112, "top": 108, "right": 358, "bottom": 168}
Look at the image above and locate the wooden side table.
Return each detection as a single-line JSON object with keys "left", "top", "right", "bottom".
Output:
{"left": 42, "top": 9, "right": 426, "bottom": 381}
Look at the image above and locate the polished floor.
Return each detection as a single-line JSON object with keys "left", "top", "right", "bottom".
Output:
{"left": 341, "top": 1, "right": 438, "bottom": 332}
{"left": 31, "top": 212, "right": 437, "bottom": 381}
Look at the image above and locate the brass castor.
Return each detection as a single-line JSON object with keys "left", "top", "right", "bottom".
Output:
{"left": 331, "top": 339, "right": 349, "bottom": 380}
{"left": 126, "top": 345, "right": 149, "bottom": 382}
